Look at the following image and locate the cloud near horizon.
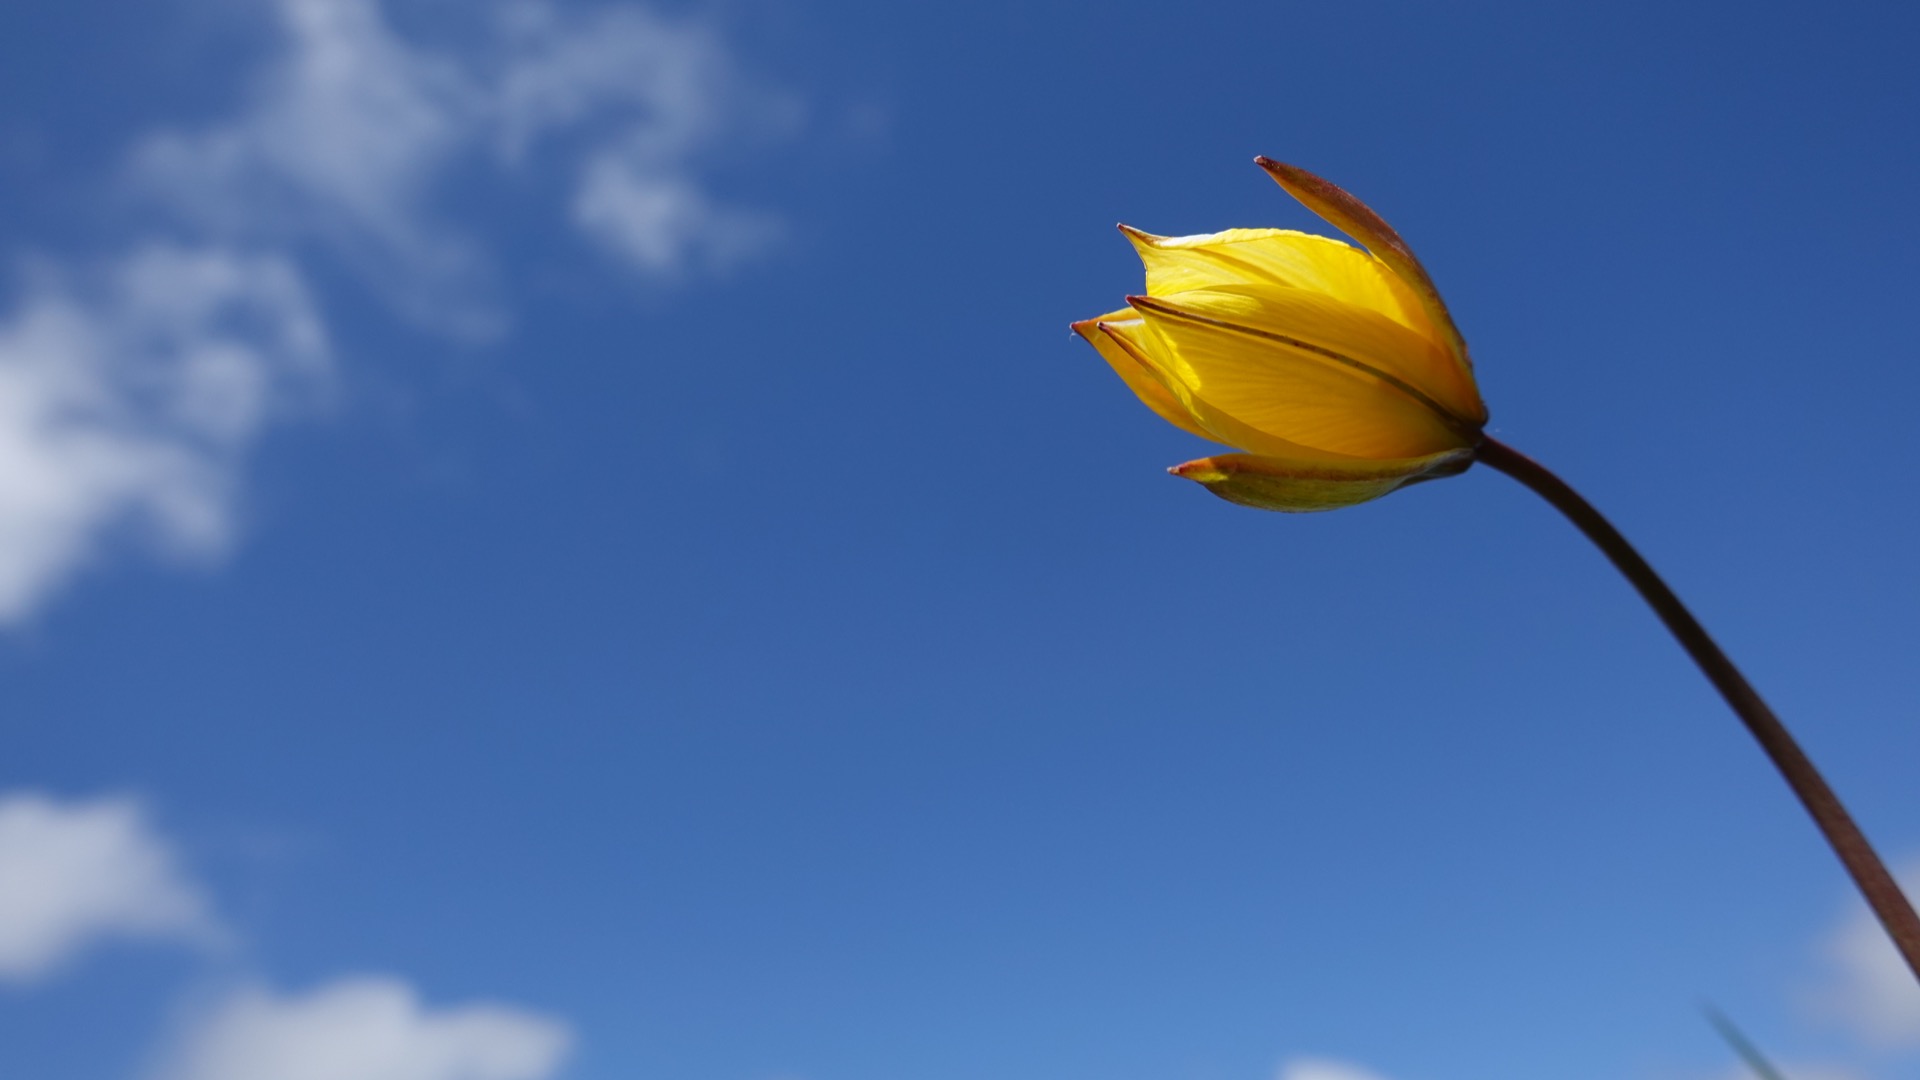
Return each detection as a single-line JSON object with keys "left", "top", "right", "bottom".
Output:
{"left": 1807, "top": 858, "right": 1920, "bottom": 1047}
{"left": 151, "top": 977, "right": 573, "bottom": 1080}
{"left": 0, "top": 790, "right": 575, "bottom": 1079}
{"left": 1278, "top": 1057, "right": 1395, "bottom": 1080}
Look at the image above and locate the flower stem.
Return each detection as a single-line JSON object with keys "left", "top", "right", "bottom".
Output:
{"left": 1474, "top": 435, "right": 1920, "bottom": 983}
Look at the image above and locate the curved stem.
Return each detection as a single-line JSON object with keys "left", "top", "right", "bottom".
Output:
{"left": 1475, "top": 436, "right": 1920, "bottom": 983}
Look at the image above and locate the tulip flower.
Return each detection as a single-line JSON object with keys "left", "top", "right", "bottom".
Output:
{"left": 1074, "top": 158, "right": 1920, "bottom": 982}
{"left": 1072, "top": 157, "right": 1488, "bottom": 512}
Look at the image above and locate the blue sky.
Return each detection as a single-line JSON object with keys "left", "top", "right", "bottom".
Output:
{"left": 1, "top": 1, "right": 1918, "bottom": 1078}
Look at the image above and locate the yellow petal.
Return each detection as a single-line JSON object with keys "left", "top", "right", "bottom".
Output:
{"left": 1138, "top": 282, "right": 1481, "bottom": 428}
{"left": 1119, "top": 224, "right": 1438, "bottom": 343}
{"left": 1255, "top": 157, "right": 1480, "bottom": 400}
{"left": 1170, "top": 447, "right": 1474, "bottom": 512}
{"left": 1071, "top": 312, "right": 1216, "bottom": 441}
{"left": 1093, "top": 317, "right": 1333, "bottom": 458}
{"left": 1127, "top": 291, "right": 1478, "bottom": 459}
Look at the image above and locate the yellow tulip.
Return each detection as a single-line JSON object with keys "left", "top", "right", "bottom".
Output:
{"left": 1073, "top": 158, "right": 1488, "bottom": 511}
{"left": 1071, "top": 158, "right": 1920, "bottom": 985}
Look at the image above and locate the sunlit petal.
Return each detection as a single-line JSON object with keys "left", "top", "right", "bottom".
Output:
{"left": 1071, "top": 313, "right": 1216, "bottom": 441}
{"left": 1256, "top": 157, "right": 1478, "bottom": 390}
{"left": 1095, "top": 317, "right": 1345, "bottom": 458}
{"left": 1119, "top": 225, "right": 1438, "bottom": 344}
{"left": 1127, "top": 292, "right": 1475, "bottom": 458}
{"left": 1135, "top": 283, "right": 1482, "bottom": 427}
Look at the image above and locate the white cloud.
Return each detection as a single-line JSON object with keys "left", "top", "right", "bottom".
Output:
{"left": 573, "top": 159, "right": 776, "bottom": 274}
{"left": 0, "top": 795, "right": 576, "bottom": 1080}
{"left": 493, "top": 1, "right": 790, "bottom": 273}
{"left": 153, "top": 976, "right": 573, "bottom": 1080}
{"left": 135, "top": 0, "right": 496, "bottom": 336}
{"left": 491, "top": 0, "right": 732, "bottom": 159}
{"left": 0, "top": 0, "right": 788, "bottom": 617}
{"left": 134, "top": 0, "right": 788, "bottom": 334}
{"left": 1807, "top": 859, "right": 1920, "bottom": 1047}
{"left": 0, "top": 246, "right": 326, "bottom": 623}
{"left": 1278, "top": 1057, "right": 1395, "bottom": 1080}
{"left": 0, "top": 793, "right": 221, "bottom": 981}
{"left": 147, "top": 0, "right": 473, "bottom": 232}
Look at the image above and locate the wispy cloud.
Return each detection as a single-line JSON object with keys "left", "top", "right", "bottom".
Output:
{"left": 495, "top": 1, "right": 789, "bottom": 274}
{"left": 1805, "top": 859, "right": 1920, "bottom": 1048}
{"left": 151, "top": 977, "right": 573, "bottom": 1080}
{"left": 135, "top": 0, "right": 491, "bottom": 335}
{"left": 1278, "top": 1057, "right": 1395, "bottom": 1080}
{"left": 0, "top": 0, "right": 792, "bottom": 621}
{"left": 0, "top": 793, "right": 222, "bottom": 981}
{"left": 0, "top": 247, "right": 325, "bottom": 623}
{"left": 134, "top": 0, "right": 790, "bottom": 334}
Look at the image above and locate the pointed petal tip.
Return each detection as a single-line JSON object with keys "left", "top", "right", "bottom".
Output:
{"left": 1092, "top": 321, "right": 1139, "bottom": 354}
{"left": 1080, "top": 316, "right": 1141, "bottom": 347}
{"left": 1091, "top": 321, "right": 1133, "bottom": 351}
{"left": 1167, "top": 458, "right": 1222, "bottom": 482}
{"left": 1118, "top": 224, "right": 1177, "bottom": 251}
{"left": 1255, "top": 157, "right": 1321, "bottom": 191}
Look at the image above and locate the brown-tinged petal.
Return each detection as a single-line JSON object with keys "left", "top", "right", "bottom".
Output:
{"left": 1255, "top": 157, "right": 1480, "bottom": 405}
{"left": 1170, "top": 447, "right": 1475, "bottom": 512}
